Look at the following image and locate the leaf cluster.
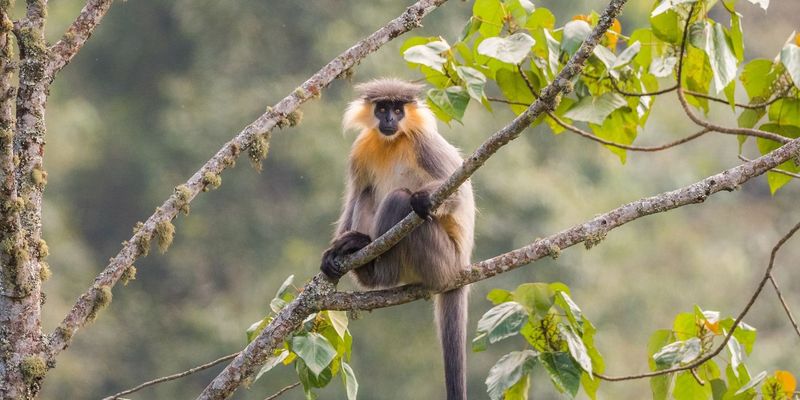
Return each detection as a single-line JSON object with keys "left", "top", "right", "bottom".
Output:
{"left": 245, "top": 275, "right": 357, "bottom": 400}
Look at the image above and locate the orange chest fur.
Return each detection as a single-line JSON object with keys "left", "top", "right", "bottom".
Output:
{"left": 349, "top": 130, "right": 430, "bottom": 202}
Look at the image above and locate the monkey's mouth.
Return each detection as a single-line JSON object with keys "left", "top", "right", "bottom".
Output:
{"left": 378, "top": 126, "right": 398, "bottom": 136}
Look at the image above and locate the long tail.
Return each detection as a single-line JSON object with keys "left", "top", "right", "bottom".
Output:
{"left": 435, "top": 286, "right": 469, "bottom": 400}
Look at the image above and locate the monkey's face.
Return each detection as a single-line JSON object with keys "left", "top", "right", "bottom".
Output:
{"left": 373, "top": 100, "right": 406, "bottom": 136}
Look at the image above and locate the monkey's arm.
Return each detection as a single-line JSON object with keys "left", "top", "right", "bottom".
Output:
{"left": 321, "top": 172, "right": 374, "bottom": 280}
{"left": 410, "top": 180, "right": 470, "bottom": 220}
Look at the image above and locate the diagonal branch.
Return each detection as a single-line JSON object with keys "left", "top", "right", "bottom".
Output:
{"left": 49, "top": 0, "right": 450, "bottom": 359}
{"left": 198, "top": 1, "right": 630, "bottom": 398}
{"left": 768, "top": 275, "right": 800, "bottom": 340}
{"left": 47, "top": 0, "right": 115, "bottom": 77}
{"left": 319, "top": 137, "right": 800, "bottom": 311}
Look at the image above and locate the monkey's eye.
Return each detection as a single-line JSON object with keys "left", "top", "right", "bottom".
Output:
{"left": 394, "top": 109, "right": 402, "bottom": 114}
{"left": 379, "top": 107, "right": 386, "bottom": 113}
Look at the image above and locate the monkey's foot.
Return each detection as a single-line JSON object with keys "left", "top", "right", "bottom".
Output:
{"left": 320, "top": 231, "right": 372, "bottom": 280}
{"left": 410, "top": 190, "right": 433, "bottom": 220}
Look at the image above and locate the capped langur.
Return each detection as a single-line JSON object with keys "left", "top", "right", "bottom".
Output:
{"left": 320, "top": 78, "right": 475, "bottom": 400}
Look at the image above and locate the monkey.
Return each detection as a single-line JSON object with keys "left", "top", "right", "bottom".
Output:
{"left": 320, "top": 78, "right": 475, "bottom": 400}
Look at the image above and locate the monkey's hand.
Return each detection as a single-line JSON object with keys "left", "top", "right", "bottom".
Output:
{"left": 410, "top": 190, "right": 433, "bottom": 221}
{"left": 320, "top": 231, "right": 372, "bottom": 280}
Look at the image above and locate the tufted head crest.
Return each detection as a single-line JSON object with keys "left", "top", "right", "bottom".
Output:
{"left": 355, "top": 78, "right": 424, "bottom": 103}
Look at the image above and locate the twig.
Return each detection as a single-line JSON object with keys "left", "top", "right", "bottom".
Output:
{"left": 103, "top": 353, "right": 239, "bottom": 400}
{"left": 595, "top": 220, "right": 800, "bottom": 381}
{"left": 48, "top": 0, "right": 115, "bottom": 77}
{"left": 678, "top": 88, "right": 790, "bottom": 144}
{"left": 319, "top": 138, "right": 800, "bottom": 312}
{"left": 264, "top": 382, "right": 301, "bottom": 400}
{"left": 768, "top": 275, "right": 800, "bottom": 339}
{"left": 49, "top": 0, "right": 449, "bottom": 360}
{"left": 199, "top": 1, "right": 631, "bottom": 398}
{"left": 738, "top": 154, "right": 800, "bottom": 179}
{"left": 609, "top": 77, "right": 784, "bottom": 110}
{"left": 609, "top": 78, "right": 678, "bottom": 97}
{"left": 488, "top": 96, "right": 711, "bottom": 152}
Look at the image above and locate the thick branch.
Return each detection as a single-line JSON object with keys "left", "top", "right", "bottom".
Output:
{"left": 47, "top": 0, "right": 114, "bottom": 76}
{"left": 50, "top": 0, "right": 449, "bottom": 364}
{"left": 320, "top": 137, "right": 800, "bottom": 311}
{"left": 199, "top": 1, "right": 630, "bottom": 398}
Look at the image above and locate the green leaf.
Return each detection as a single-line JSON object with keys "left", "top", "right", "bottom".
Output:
{"left": 246, "top": 317, "right": 270, "bottom": 343}
{"left": 254, "top": 349, "right": 290, "bottom": 383}
{"left": 455, "top": 66, "right": 488, "bottom": 101}
{"left": 555, "top": 291, "right": 583, "bottom": 332}
{"left": 781, "top": 43, "right": 800, "bottom": 89}
{"left": 589, "top": 108, "right": 639, "bottom": 163}
{"left": 629, "top": 28, "right": 661, "bottom": 68}
{"left": 729, "top": 12, "right": 744, "bottom": 61}
{"left": 473, "top": 0, "right": 504, "bottom": 38}
{"left": 274, "top": 274, "right": 296, "bottom": 301}
{"left": 340, "top": 361, "right": 358, "bottom": 400}
{"left": 613, "top": 41, "right": 641, "bottom": 68}
{"left": 485, "top": 350, "right": 538, "bottom": 400}
{"left": 487, "top": 288, "right": 514, "bottom": 305}
{"left": 674, "top": 370, "right": 712, "bottom": 400}
{"left": 736, "top": 371, "right": 767, "bottom": 395}
{"left": 650, "top": 53, "right": 678, "bottom": 77}
{"left": 496, "top": 69, "right": 534, "bottom": 115}
{"left": 649, "top": 330, "right": 676, "bottom": 399}
{"left": 540, "top": 352, "right": 581, "bottom": 397}
{"left": 755, "top": 123, "right": 800, "bottom": 193}
{"left": 504, "top": 373, "right": 530, "bottom": 400}
{"left": 564, "top": 93, "right": 628, "bottom": 124}
{"left": 291, "top": 333, "right": 338, "bottom": 376}
{"left": 403, "top": 40, "right": 450, "bottom": 73}
{"left": 719, "top": 319, "right": 758, "bottom": 355}
{"left": 690, "top": 21, "right": 738, "bottom": 92}
{"left": 767, "top": 98, "right": 800, "bottom": 127}
{"left": 325, "top": 310, "right": 349, "bottom": 339}
{"left": 513, "top": 283, "right": 555, "bottom": 316}
{"left": 650, "top": 8, "right": 682, "bottom": 44}
{"left": 581, "top": 371, "right": 600, "bottom": 399}
{"left": 652, "top": 338, "right": 701, "bottom": 369}
{"left": 505, "top": 0, "right": 534, "bottom": 26}
{"left": 561, "top": 20, "right": 591, "bottom": 55}
{"left": 458, "top": 17, "right": 481, "bottom": 43}
{"left": 477, "top": 33, "right": 535, "bottom": 64}
{"left": 652, "top": 0, "right": 698, "bottom": 17}
{"left": 476, "top": 301, "right": 529, "bottom": 345}
{"left": 296, "top": 358, "right": 334, "bottom": 391}
{"left": 524, "top": 7, "right": 555, "bottom": 31}
{"left": 740, "top": 59, "right": 779, "bottom": 100}
{"left": 426, "top": 87, "right": 470, "bottom": 123}
{"left": 560, "top": 325, "right": 593, "bottom": 377}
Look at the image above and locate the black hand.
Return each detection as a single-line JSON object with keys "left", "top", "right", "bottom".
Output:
{"left": 320, "top": 231, "right": 372, "bottom": 280}
{"left": 410, "top": 190, "right": 433, "bottom": 220}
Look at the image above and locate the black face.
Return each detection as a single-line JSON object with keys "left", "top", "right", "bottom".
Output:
{"left": 374, "top": 100, "right": 406, "bottom": 136}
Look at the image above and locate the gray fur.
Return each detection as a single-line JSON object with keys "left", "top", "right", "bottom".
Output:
{"left": 327, "top": 80, "right": 474, "bottom": 400}
{"left": 355, "top": 78, "right": 424, "bottom": 103}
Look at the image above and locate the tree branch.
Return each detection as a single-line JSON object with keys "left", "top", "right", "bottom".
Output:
{"left": 738, "top": 154, "right": 800, "bottom": 179}
{"left": 768, "top": 275, "right": 800, "bottom": 340}
{"left": 319, "top": 138, "right": 800, "bottom": 311}
{"left": 49, "top": 0, "right": 450, "bottom": 359}
{"left": 264, "top": 382, "right": 300, "bottom": 400}
{"left": 195, "top": 2, "right": 631, "bottom": 398}
{"left": 47, "top": 0, "right": 114, "bottom": 77}
{"left": 102, "top": 352, "right": 239, "bottom": 400}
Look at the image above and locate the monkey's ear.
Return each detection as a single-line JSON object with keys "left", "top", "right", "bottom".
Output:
{"left": 342, "top": 99, "right": 374, "bottom": 133}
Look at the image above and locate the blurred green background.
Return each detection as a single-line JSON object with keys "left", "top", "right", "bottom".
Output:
{"left": 37, "top": 1, "right": 799, "bottom": 399}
